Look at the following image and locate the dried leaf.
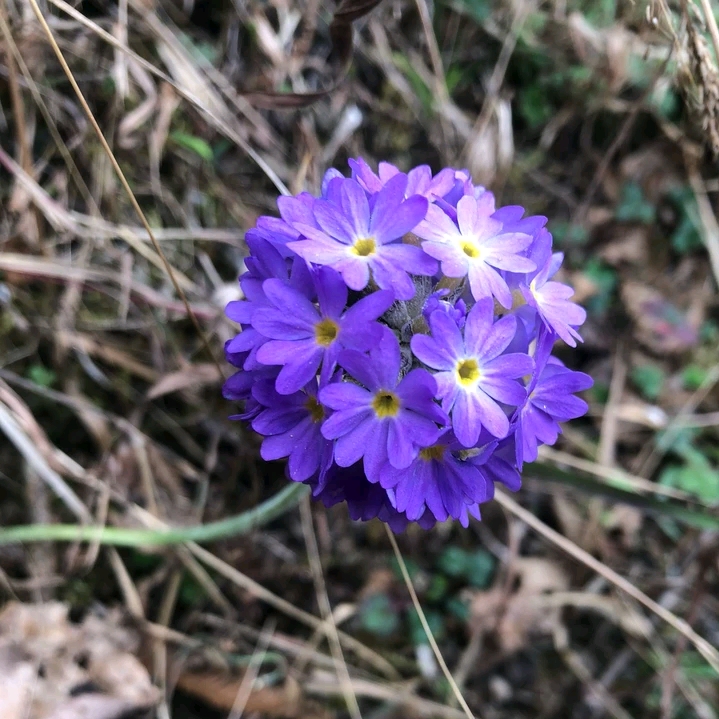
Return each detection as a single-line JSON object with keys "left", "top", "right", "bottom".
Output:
{"left": 0, "top": 602, "right": 160, "bottom": 719}
{"left": 469, "top": 557, "right": 569, "bottom": 653}
{"left": 622, "top": 281, "right": 700, "bottom": 354}
{"left": 177, "top": 671, "right": 315, "bottom": 718}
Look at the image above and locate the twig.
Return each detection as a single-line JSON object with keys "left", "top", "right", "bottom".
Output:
{"left": 697, "top": 0, "right": 719, "bottom": 64}
{"left": 300, "top": 497, "right": 362, "bottom": 719}
{"left": 494, "top": 490, "right": 719, "bottom": 675}
{"left": 0, "top": 402, "right": 90, "bottom": 522}
{"left": 46, "top": 0, "right": 290, "bottom": 195}
{"left": 386, "top": 526, "right": 477, "bottom": 719}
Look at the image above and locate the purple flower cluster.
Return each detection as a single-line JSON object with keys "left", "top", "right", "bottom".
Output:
{"left": 224, "top": 159, "right": 592, "bottom": 531}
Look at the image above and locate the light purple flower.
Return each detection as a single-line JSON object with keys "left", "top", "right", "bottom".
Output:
{"left": 411, "top": 298, "right": 533, "bottom": 446}
{"left": 521, "top": 251, "right": 587, "bottom": 347}
{"left": 251, "top": 378, "right": 334, "bottom": 482}
{"left": 414, "top": 194, "right": 536, "bottom": 307}
{"left": 320, "top": 330, "right": 447, "bottom": 482}
{"left": 253, "top": 267, "right": 394, "bottom": 394}
{"left": 515, "top": 330, "right": 593, "bottom": 467}
{"left": 349, "top": 158, "right": 455, "bottom": 200}
{"left": 288, "top": 175, "right": 436, "bottom": 300}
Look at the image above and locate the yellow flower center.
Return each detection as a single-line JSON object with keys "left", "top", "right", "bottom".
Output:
{"left": 456, "top": 358, "right": 480, "bottom": 386}
{"left": 351, "top": 238, "right": 377, "bottom": 257}
{"left": 419, "top": 443, "right": 446, "bottom": 461}
{"left": 460, "top": 240, "right": 481, "bottom": 259}
{"left": 314, "top": 318, "right": 339, "bottom": 347}
{"left": 372, "top": 390, "right": 400, "bottom": 418}
{"left": 304, "top": 396, "right": 325, "bottom": 423}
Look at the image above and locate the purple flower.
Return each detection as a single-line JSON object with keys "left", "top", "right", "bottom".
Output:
{"left": 422, "top": 289, "right": 467, "bottom": 328}
{"left": 381, "top": 430, "right": 491, "bottom": 527}
{"left": 521, "top": 251, "right": 587, "bottom": 347}
{"left": 411, "top": 299, "right": 533, "bottom": 446}
{"left": 311, "top": 462, "right": 436, "bottom": 532}
{"left": 288, "top": 175, "right": 436, "bottom": 300}
{"left": 251, "top": 378, "right": 334, "bottom": 483}
{"left": 349, "top": 158, "right": 456, "bottom": 200}
{"left": 515, "top": 336, "right": 593, "bottom": 467}
{"left": 249, "top": 192, "right": 317, "bottom": 258}
{"left": 225, "top": 237, "right": 315, "bottom": 371}
{"left": 320, "top": 330, "right": 447, "bottom": 482}
{"left": 222, "top": 159, "right": 593, "bottom": 530}
{"left": 414, "top": 194, "right": 536, "bottom": 307}
{"left": 253, "top": 267, "right": 394, "bottom": 394}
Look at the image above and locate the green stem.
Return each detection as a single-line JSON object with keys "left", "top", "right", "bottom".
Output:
{"left": 0, "top": 482, "right": 310, "bottom": 547}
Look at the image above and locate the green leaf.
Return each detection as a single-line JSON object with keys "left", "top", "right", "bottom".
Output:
{"left": 392, "top": 53, "right": 434, "bottom": 113}
{"left": 360, "top": 594, "right": 400, "bottom": 637}
{"left": 616, "top": 182, "right": 655, "bottom": 224}
{"left": 550, "top": 221, "right": 589, "bottom": 247}
{"left": 27, "top": 364, "right": 57, "bottom": 388}
{"left": 659, "top": 449, "right": 719, "bottom": 504}
{"left": 170, "top": 131, "right": 214, "bottom": 162}
{"left": 465, "top": 549, "right": 495, "bottom": 588}
{"left": 682, "top": 364, "right": 708, "bottom": 391}
{"left": 437, "top": 546, "right": 468, "bottom": 577}
{"left": 408, "top": 607, "right": 445, "bottom": 645}
{"left": 391, "top": 556, "right": 421, "bottom": 580}
{"left": 426, "top": 573, "right": 449, "bottom": 603}
{"left": 518, "top": 84, "right": 554, "bottom": 129}
{"left": 631, "top": 365, "right": 665, "bottom": 400}
{"left": 528, "top": 460, "right": 719, "bottom": 531}
{"left": 446, "top": 596, "right": 470, "bottom": 622}
{"left": 450, "top": 0, "right": 492, "bottom": 24}
{"left": 583, "top": 259, "right": 617, "bottom": 315}
{"left": 680, "top": 651, "right": 719, "bottom": 679}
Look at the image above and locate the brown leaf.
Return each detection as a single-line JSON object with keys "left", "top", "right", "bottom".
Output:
{"left": 469, "top": 558, "right": 569, "bottom": 653}
{"left": 621, "top": 281, "right": 700, "bottom": 354}
{"left": 177, "top": 671, "right": 323, "bottom": 718}
{"left": 0, "top": 602, "right": 160, "bottom": 719}
{"left": 44, "top": 695, "right": 148, "bottom": 719}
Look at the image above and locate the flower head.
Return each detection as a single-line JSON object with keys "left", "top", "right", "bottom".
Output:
{"left": 381, "top": 430, "right": 491, "bottom": 527}
{"left": 223, "top": 159, "right": 592, "bottom": 531}
{"left": 251, "top": 377, "right": 334, "bottom": 483}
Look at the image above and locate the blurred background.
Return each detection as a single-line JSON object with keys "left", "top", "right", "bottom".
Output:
{"left": 0, "top": 0, "right": 719, "bottom": 717}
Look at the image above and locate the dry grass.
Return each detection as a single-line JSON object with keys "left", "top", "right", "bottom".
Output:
{"left": 1, "top": 0, "right": 719, "bottom": 717}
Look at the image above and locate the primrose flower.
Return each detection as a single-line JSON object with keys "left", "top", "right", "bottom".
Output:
{"left": 288, "top": 175, "right": 436, "bottom": 299}
{"left": 411, "top": 299, "right": 533, "bottom": 445}
{"left": 254, "top": 267, "right": 393, "bottom": 394}
{"left": 251, "top": 377, "right": 333, "bottom": 483}
{"left": 319, "top": 331, "right": 447, "bottom": 482}
{"left": 382, "top": 430, "right": 491, "bottom": 527}
{"left": 223, "top": 158, "right": 592, "bottom": 531}
{"left": 514, "top": 330, "right": 593, "bottom": 468}
{"left": 522, "top": 251, "right": 587, "bottom": 347}
{"left": 414, "top": 194, "right": 536, "bottom": 307}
